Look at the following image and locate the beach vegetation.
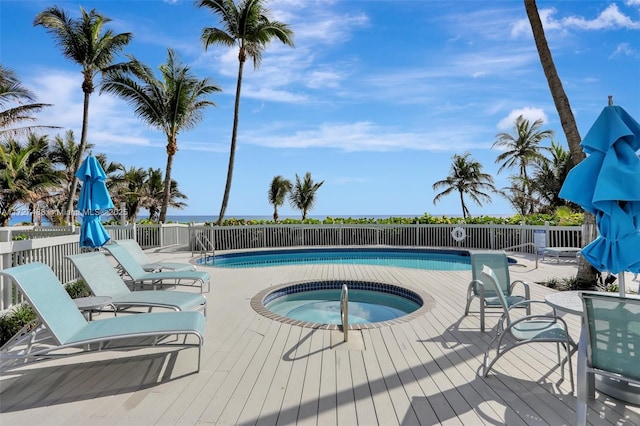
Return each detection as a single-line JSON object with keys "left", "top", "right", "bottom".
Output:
{"left": 100, "top": 48, "right": 220, "bottom": 223}
{"left": 34, "top": 6, "right": 132, "bottom": 224}
{"left": 432, "top": 153, "right": 496, "bottom": 219}
{"left": 197, "top": 0, "right": 295, "bottom": 226}
{"left": 289, "top": 172, "right": 324, "bottom": 221}
{"left": 0, "top": 136, "right": 62, "bottom": 226}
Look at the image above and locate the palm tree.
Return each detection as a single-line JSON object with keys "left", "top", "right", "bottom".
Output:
{"left": 114, "top": 166, "right": 148, "bottom": 223}
{"left": 289, "top": 172, "right": 323, "bottom": 220}
{"left": 0, "top": 65, "right": 58, "bottom": 138}
{"left": 0, "top": 136, "right": 61, "bottom": 226}
{"left": 141, "top": 168, "right": 188, "bottom": 221}
{"left": 100, "top": 48, "right": 220, "bottom": 223}
{"left": 197, "top": 0, "right": 294, "bottom": 225}
{"left": 432, "top": 153, "right": 496, "bottom": 219}
{"left": 34, "top": 6, "right": 132, "bottom": 223}
{"left": 530, "top": 141, "right": 575, "bottom": 212}
{"left": 493, "top": 115, "right": 552, "bottom": 214}
{"left": 268, "top": 175, "right": 292, "bottom": 222}
{"left": 524, "top": 0, "right": 594, "bottom": 283}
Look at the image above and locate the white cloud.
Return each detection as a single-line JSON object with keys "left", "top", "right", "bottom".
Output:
{"left": 564, "top": 4, "right": 640, "bottom": 30}
{"left": 609, "top": 42, "right": 639, "bottom": 58}
{"left": 242, "top": 121, "right": 479, "bottom": 152}
{"left": 512, "top": 4, "right": 640, "bottom": 38}
{"left": 497, "top": 108, "right": 548, "bottom": 131}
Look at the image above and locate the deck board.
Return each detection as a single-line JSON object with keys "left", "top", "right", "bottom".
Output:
{"left": 1, "top": 250, "right": 639, "bottom": 425}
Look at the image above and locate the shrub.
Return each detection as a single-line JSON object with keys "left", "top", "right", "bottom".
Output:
{"left": 0, "top": 304, "right": 37, "bottom": 347}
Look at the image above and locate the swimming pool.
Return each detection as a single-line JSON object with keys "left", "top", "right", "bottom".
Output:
{"left": 202, "top": 247, "right": 473, "bottom": 270}
{"left": 251, "top": 280, "right": 434, "bottom": 329}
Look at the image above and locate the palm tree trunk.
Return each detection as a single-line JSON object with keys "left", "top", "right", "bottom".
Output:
{"left": 216, "top": 58, "right": 245, "bottom": 225}
{"left": 159, "top": 144, "right": 175, "bottom": 223}
{"left": 524, "top": 0, "right": 595, "bottom": 282}
{"left": 64, "top": 88, "right": 91, "bottom": 224}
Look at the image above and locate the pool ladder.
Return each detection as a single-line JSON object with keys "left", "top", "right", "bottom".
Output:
{"left": 340, "top": 284, "right": 349, "bottom": 342}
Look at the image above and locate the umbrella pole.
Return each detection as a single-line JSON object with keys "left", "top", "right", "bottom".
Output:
{"left": 619, "top": 272, "right": 626, "bottom": 297}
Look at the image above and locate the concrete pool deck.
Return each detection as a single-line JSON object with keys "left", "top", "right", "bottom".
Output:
{"left": 1, "top": 248, "right": 639, "bottom": 425}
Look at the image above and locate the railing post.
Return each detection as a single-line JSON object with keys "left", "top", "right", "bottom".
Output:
{"left": 340, "top": 284, "right": 348, "bottom": 342}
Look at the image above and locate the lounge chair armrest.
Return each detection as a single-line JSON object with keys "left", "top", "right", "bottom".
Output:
{"left": 510, "top": 280, "right": 531, "bottom": 299}
{"left": 468, "top": 279, "right": 485, "bottom": 298}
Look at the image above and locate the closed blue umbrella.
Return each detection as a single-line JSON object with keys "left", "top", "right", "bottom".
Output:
{"left": 559, "top": 100, "right": 640, "bottom": 295}
{"left": 76, "top": 155, "right": 114, "bottom": 248}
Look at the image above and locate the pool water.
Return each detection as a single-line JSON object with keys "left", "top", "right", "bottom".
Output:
{"left": 205, "top": 248, "right": 472, "bottom": 271}
{"left": 265, "top": 289, "right": 420, "bottom": 324}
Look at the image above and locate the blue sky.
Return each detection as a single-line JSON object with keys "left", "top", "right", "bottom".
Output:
{"left": 2, "top": 0, "right": 640, "bottom": 219}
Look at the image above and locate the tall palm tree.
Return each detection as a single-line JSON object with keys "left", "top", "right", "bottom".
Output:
{"left": 289, "top": 172, "right": 323, "bottom": 220}
{"left": 197, "top": 0, "right": 294, "bottom": 225}
{"left": 268, "top": 175, "right": 291, "bottom": 222}
{"left": 34, "top": 6, "right": 132, "bottom": 223}
{"left": 0, "top": 65, "right": 57, "bottom": 138}
{"left": 432, "top": 153, "right": 496, "bottom": 219}
{"left": 100, "top": 48, "right": 220, "bottom": 223}
{"left": 493, "top": 115, "right": 552, "bottom": 214}
{"left": 0, "top": 136, "right": 61, "bottom": 226}
{"left": 524, "top": 0, "right": 594, "bottom": 283}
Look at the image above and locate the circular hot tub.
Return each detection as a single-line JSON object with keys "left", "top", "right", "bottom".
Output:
{"left": 251, "top": 280, "right": 434, "bottom": 330}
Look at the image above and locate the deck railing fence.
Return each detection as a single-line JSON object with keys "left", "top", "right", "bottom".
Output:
{"left": 0, "top": 222, "right": 581, "bottom": 312}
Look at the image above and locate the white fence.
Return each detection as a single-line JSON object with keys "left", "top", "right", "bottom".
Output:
{"left": 0, "top": 222, "right": 583, "bottom": 312}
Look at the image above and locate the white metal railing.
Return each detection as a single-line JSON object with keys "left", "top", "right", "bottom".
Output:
{"left": 340, "top": 284, "right": 349, "bottom": 342}
{"left": 0, "top": 222, "right": 582, "bottom": 313}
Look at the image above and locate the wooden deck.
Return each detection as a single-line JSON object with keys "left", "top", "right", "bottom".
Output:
{"left": 1, "top": 250, "right": 639, "bottom": 425}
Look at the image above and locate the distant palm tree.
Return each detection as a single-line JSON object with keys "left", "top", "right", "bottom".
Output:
{"left": 100, "top": 48, "right": 220, "bottom": 223}
{"left": 141, "top": 168, "right": 187, "bottom": 221}
{"left": 493, "top": 115, "right": 552, "bottom": 214}
{"left": 34, "top": 6, "right": 132, "bottom": 223}
{"left": 0, "top": 136, "right": 61, "bottom": 226}
{"left": 115, "top": 166, "right": 148, "bottom": 223}
{"left": 530, "top": 141, "right": 575, "bottom": 212}
{"left": 268, "top": 175, "right": 292, "bottom": 222}
{"left": 0, "top": 65, "right": 57, "bottom": 138}
{"left": 432, "top": 153, "right": 496, "bottom": 219}
{"left": 197, "top": 0, "right": 294, "bottom": 225}
{"left": 289, "top": 172, "right": 324, "bottom": 220}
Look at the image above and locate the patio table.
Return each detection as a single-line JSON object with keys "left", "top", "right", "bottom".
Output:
{"left": 73, "top": 296, "right": 115, "bottom": 320}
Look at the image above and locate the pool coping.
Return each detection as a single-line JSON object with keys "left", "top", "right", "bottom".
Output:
{"left": 250, "top": 279, "right": 436, "bottom": 330}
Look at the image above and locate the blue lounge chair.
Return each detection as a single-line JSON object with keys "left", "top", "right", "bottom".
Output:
{"left": 104, "top": 243, "right": 210, "bottom": 293}
{"left": 465, "top": 251, "right": 531, "bottom": 332}
{"left": 480, "top": 265, "right": 575, "bottom": 392}
{"left": 0, "top": 262, "right": 205, "bottom": 372}
{"left": 576, "top": 292, "right": 640, "bottom": 425}
{"left": 67, "top": 252, "right": 207, "bottom": 316}
{"left": 114, "top": 239, "right": 196, "bottom": 272}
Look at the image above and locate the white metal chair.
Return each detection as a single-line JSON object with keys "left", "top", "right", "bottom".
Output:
{"left": 576, "top": 292, "right": 640, "bottom": 425}
{"left": 481, "top": 265, "right": 575, "bottom": 392}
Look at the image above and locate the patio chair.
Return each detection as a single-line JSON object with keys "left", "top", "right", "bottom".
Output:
{"left": 113, "top": 239, "right": 196, "bottom": 272}
{"left": 576, "top": 292, "right": 640, "bottom": 425}
{"left": 480, "top": 265, "right": 575, "bottom": 392}
{"left": 0, "top": 262, "right": 205, "bottom": 372}
{"left": 104, "top": 243, "right": 210, "bottom": 293}
{"left": 67, "top": 252, "right": 207, "bottom": 316}
{"left": 465, "top": 251, "right": 531, "bottom": 331}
